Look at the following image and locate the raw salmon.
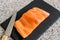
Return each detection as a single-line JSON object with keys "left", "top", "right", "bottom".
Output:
{"left": 14, "top": 7, "right": 50, "bottom": 38}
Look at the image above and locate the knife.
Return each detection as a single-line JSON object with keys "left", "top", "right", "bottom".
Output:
{"left": 1, "top": 12, "right": 17, "bottom": 40}
{"left": 1, "top": 0, "right": 34, "bottom": 40}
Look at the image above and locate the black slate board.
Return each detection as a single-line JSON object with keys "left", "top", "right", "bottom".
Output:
{"left": 1, "top": 0, "right": 60, "bottom": 40}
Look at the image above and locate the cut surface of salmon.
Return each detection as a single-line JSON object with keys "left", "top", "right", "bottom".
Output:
{"left": 14, "top": 7, "right": 50, "bottom": 38}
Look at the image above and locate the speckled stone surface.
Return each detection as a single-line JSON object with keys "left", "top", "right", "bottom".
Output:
{"left": 37, "top": 0, "right": 60, "bottom": 40}
{"left": 37, "top": 18, "right": 60, "bottom": 40}
{"left": 44, "top": 0, "right": 60, "bottom": 11}
{"left": 0, "top": 0, "right": 33, "bottom": 40}
{"left": 0, "top": 0, "right": 33, "bottom": 24}
{"left": 0, "top": 0, "right": 60, "bottom": 40}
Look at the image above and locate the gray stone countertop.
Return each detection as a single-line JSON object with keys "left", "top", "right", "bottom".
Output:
{"left": 0, "top": 0, "right": 33, "bottom": 24}
{"left": 0, "top": 0, "right": 60, "bottom": 40}
{"left": 37, "top": 0, "right": 60, "bottom": 40}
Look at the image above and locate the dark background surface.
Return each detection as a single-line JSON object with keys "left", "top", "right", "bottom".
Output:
{"left": 1, "top": 0, "right": 60, "bottom": 40}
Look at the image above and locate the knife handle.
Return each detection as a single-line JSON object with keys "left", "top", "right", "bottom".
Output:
{"left": 2, "top": 35, "right": 8, "bottom": 40}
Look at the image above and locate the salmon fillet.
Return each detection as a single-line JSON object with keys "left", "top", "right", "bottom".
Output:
{"left": 14, "top": 7, "right": 50, "bottom": 38}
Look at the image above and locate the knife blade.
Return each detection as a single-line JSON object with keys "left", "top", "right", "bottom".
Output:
{"left": 2, "top": 12, "right": 17, "bottom": 40}
{"left": 1, "top": 0, "right": 34, "bottom": 40}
